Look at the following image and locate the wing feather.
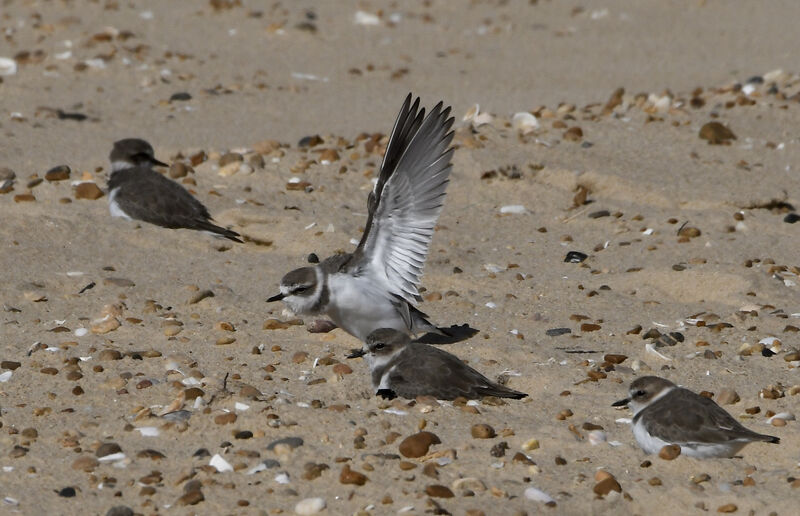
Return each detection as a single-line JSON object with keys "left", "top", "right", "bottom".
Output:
{"left": 354, "top": 96, "right": 455, "bottom": 303}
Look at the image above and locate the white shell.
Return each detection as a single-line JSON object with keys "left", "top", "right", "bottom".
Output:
{"left": 499, "top": 204, "right": 527, "bottom": 214}
{"left": 295, "top": 498, "right": 326, "bottom": 515}
{"left": 462, "top": 103, "right": 480, "bottom": 122}
{"left": 209, "top": 453, "right": 233, "bottom": 472}
{"left": 524, "top": 486, "right": 555, "bottom": 503}
{"left": 511, "top": 112, "right": 539, "bottom": 134}
{"left": 354, "top": 11, "right": 381, "bottom": 26}
{"left": 0, "top": 57, "right": 17, "bottom": 76}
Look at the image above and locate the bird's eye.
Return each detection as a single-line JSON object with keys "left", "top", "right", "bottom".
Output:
{"left": 293, "top": 286, "right": 309, "bottom": 294}
{"left": 374, "top": 343, "right": 385, "bottom": 350}
{"left": 634, "top": 390, "right": 646, "bottom": 397}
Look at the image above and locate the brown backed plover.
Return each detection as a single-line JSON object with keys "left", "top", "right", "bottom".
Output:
{"left": 107, "top": 138, "right": 242, "bottom": 242}
{"left": 347, "top": 328, "right": 527, "bottom": 401}
{"left": 613, "top": 376, "right": 780, "bottom": 458}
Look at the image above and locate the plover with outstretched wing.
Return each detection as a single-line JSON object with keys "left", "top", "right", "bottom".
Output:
{"left": 268, "top": 95, "right": 455, "bottom": 340}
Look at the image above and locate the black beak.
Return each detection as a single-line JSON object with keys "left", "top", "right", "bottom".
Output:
{"left": 151, "top": 157, "right": 169, "bottom": 168}
{"left": 266, "top": 293, "right": 285, "bottom": 302}
{"left": 612, "top": 397, "right": 630, "bottom": 407}
{"left": 347, "top": 348, "right": 366, "bottom": 359}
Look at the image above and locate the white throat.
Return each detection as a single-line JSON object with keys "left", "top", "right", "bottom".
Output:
{"left": 111, "top": 160, "right": 135, "bottom": 172}
{"left": 630, "top": 386, "right": 675, "bottom": 415}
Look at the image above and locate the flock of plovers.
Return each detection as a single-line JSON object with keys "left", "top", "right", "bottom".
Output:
{"left": 106, "top": 94, "right": 780, "bottom": 460}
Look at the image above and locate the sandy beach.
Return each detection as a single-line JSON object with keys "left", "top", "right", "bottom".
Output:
{"left": 1, "top": 1, "right": 799, "bottom": 514}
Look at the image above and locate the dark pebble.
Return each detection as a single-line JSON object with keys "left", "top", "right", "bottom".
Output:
{"left": 746, "top": 75, "right": 764, "bottom": 84}
{"left": 106, "top": 506, "right": 134, "bottom": 516}
{"left": 761, "top": 347, "right": 776, "bottom": 358}
{"left": 784, "top": 213, "right": 800, "bottom": 224}
{"left": 260, "top": 459, "right": 281, "bottom": 469}
{"left": 193, "top": 448, "right": 210, "bottom": 458}
{"left": 564, "top": 251, "right": 588, "bottom": 263}
{"left": 307, "top": 253, "right": 320, "bottom": 263}
{"left": 235, "top": 430, "right": 254, "bottom": 439}
{"left": 298, "top": 135, "right": 323, "bottom": 147}
{"left": 588, "top": 210, "right": 610, "bottom": 219}
{"left": 267, "top": 437, "right": 304, "bottom": 451}
{"left": 58, "top": 487, "right": 77, "bottom": 497}
{"left": 490, "top": 441, "right": 509, "bottom": 457}
{"left": 169, "top": 92, "right": 192, "bottom": 102}
{"left": 546, "top": 328, "right": 572, "bottom": 337}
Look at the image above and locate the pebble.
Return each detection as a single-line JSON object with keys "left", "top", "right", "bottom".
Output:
{"left": 545, "top": 328, "right": 571, "bottom": 337}
{"left": 521, "top": 438, "right": 539, "bottom": 451}
{"left": 677, "top": 226, "right": 701, "bottom": 238}
{"left": 58, "top": 487, "right": 77, "bottom": 498}
{"left": 169, "top": 162, "right": 191, "bottom": 178}
{"left": 295, "top": 497, "right": 326, "bottom": 515}
{"left": 716, "top": 389, "right": 739, "bottom": 405}
{"left": 658, "top": 444, "right": 681, "bottom": 460}
{"left": 339, "top": 464, "right": 368, "bottom": 485}
{"left": 0, "top": 57, "right": 17, "bottom": 75}
{"left": 471, "top": 424, "right": 496, "bottom": 439}
{"left": 45, "top": 165, "right": 70, "bottom": 181}
{"left": 307, "top": 320, "right": 337, "bottom": 333}
{"left": 593, "top": 475, "right": 621, "bottom": 497}
{"left": 105, "top": 506, "right": 134, "bottom": 516}
{"left": 177, "top": 490, "right": 204, "bottom": 505}
{"left": 452, "top": 477, "right": 487, "bottom": 493}
{"left": 564, "top": 251, "right": 588, "bottom": 263}
{"left": 717, "top": 504, "right": 737, "bottom": 513}
{"left": 188, "top": 289, "right": 214, "bottom": 304}
{"left": 563, "top": 127, "right": 583, "bottom": 142}
{"left": 399, "top": 431, "right": 441, "bottom": 458}
{"left": 511, "top": 112, "right": 539, "bottom": 134}
{"left": 425, "top": 485, "right": 454, "bottom": 498}
{"left": 785, "top": 213, "right": 800, "bottom": 224}
{"left": 91, "top": 317, "right": 120, "bottom": 334}
{"left": 699, "top": 122, "right": 736, "bottom": 144}
{"left": 267, "top": 437, "right": 304, "bottom": 451}
{"left": 74, "top": 182, "right": 104, "bottom": 200}
{"left": 263, "top": 318, "right": 291, "bottom": 330}
{"left": 95, "top": 443, "right": 122, "bottom": 457}
{"left": 71, "top": 456, "right": 99, "bottom": 471}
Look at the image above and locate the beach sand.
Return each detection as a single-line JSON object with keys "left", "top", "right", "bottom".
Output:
{"left": 1, "top": 1, "right": 798, "bottom": 514}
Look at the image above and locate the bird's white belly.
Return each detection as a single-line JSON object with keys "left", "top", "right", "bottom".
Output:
{"left": 326, "top": 274, "right": 407, "bottom": 340}
{"left": 632, "top": 419, "right": 744, "bottom": 458}
{"left": 108, "top": 187, "right": 132, "bottom": 220}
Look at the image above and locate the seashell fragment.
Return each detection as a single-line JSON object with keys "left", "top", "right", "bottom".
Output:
{"left": 0, "top": 57, "right": 17, "bottom": 76}
{"left": 511, "top": 112, "right": 539, "bottom": 134}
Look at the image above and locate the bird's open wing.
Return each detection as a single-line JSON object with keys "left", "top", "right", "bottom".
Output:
{"left": 353, "top": 94, "right": 454, "bottom": 303}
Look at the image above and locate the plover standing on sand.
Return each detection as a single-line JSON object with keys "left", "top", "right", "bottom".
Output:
{"left": 613, "top": 376, "right": 780, "bottom": 458}
{"left": 348, "top": 328, "right": 528, "bottom": 401}
{"left": 107, "top": 138, "right": 242, "bottom": 242}
{"left": 268, "top": 95, "right": 455, "bottom": 340}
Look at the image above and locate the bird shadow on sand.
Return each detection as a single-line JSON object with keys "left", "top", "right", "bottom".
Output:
{"left": 415, "top": 324, "right": 479, "bottom": 345}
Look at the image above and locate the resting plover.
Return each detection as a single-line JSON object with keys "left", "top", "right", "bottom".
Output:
{"left": 347, "top": 328, "right": 527, "bottom": 401}
{"left": 613, "top": 376, "right": 780, "bottom": 458}
{"left": 268, "top": 95, "right": 454, "bottom": 340}
{"left": 107, "top": 138, "right": 242, "bottom": 242}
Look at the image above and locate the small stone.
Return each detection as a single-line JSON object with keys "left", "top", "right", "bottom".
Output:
{"left": 425, "top": 485, "right": 454, "bottom": 498}
{"left": 546, "top": 327, "right": 571, "bottom": 337}
{"left": 169, "top": 92, "right": 192, "bottom": 102}
{"left": 45, "top": 165, "right": 71, "bottom": 181}
{"left": 13, "top": 194, "right": 35, "bottom": 202}
{"left": 301, "top": 462, "right": 329, "bottom": 480}
{"left": 658, "top": 444, "right": 681, "bottom": 460}
{"left": 716, "top": 389, "right": 740, "bottom": 405}
{"left": 239, "top": 385, "right": 261, "bottom": 398}
{"left": 214, "top": 412, "right": 237, "bottom": 425}
{"left": 95, "top": 442, "right": 122, "bottom": 457}
{"left": 564, "top": 251, "right": 588, "bottom": 263}
{"left": 784, "top": 213, "right": 800, "bottom": 224}
{"left": 307, "top": 320, "right": 337, "bottom": 333}
{"left": 263, "top": 318, "right": 291, "bottom": 330}
{"left": 521, "top": 438, "right": 539, "bottom": 451}
{"left": 10, "top": 446, "right": 28, "bottom": 458}
{"left": 332, "top": 363, "right": 352, "bottom": 375}
{"left": 267, "top": 437, "right": 304, "bottom": 451}
{"left": 295, "top": 497, "right": 326, "bottom": 515}
{"left": 678, "top": 226, "right": 701, "bottom": 238}
{"left": 699, "top": 122, "right": 736, "bottom": 144}
{"left": 58, "top": 487, "right": 77, "bottom": 498}
{"left": 105, "top": 506, "right": 134, "bottom": 516}
{"left": 603, "top": 354, "right": 627, "bottom": 364}
{"left": 72, "top": 455, "right": 99, "bottom": 472}
{"left": 168, "top": 162, "right": 191, "bottom": 178}
{"left": 471, "top": 424, "right": 496, "bottom": 439}
{"left": 399, "top": 431, "right": 441, "bottom": 458}
{"left": 91, "top": 317, "right": 120, "bottom": 334}
{"left": 98, "top": 349, "right": 123, "bottom": 361}
{"left": 563, "top": 126, "right": 583, "bottom": 142}
{"left": 318, "top": 149, "right": 339, "bottom": 164}
{"left": 219, "top": 152, "right": 243, "bottom": 167}
{"left": 717, "top": 504, "right": 737, "bottom": 513}
{"left": 292, "top": 351, "right": 309, "bottom": 364}
{"left": 339, "top": 464, "right": 367, "bottom": 486}
{"left": 178, "top": 491, "right": 204, "bottom": 506}
{"left": 74, "top": 182, "right": 104, "bottom": 200}
{"left": 593, "top": 476, "right": 622, "bottom": 497}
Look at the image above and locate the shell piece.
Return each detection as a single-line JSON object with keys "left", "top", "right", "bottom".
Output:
{"left": 0, "top": 57, "right": 17, "bottom": 76}
{"left": 512, "top": 112, "right": 539, "bottom": 134}
{"left": 354, "top": 11, "right": 380, "bottom": 26}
